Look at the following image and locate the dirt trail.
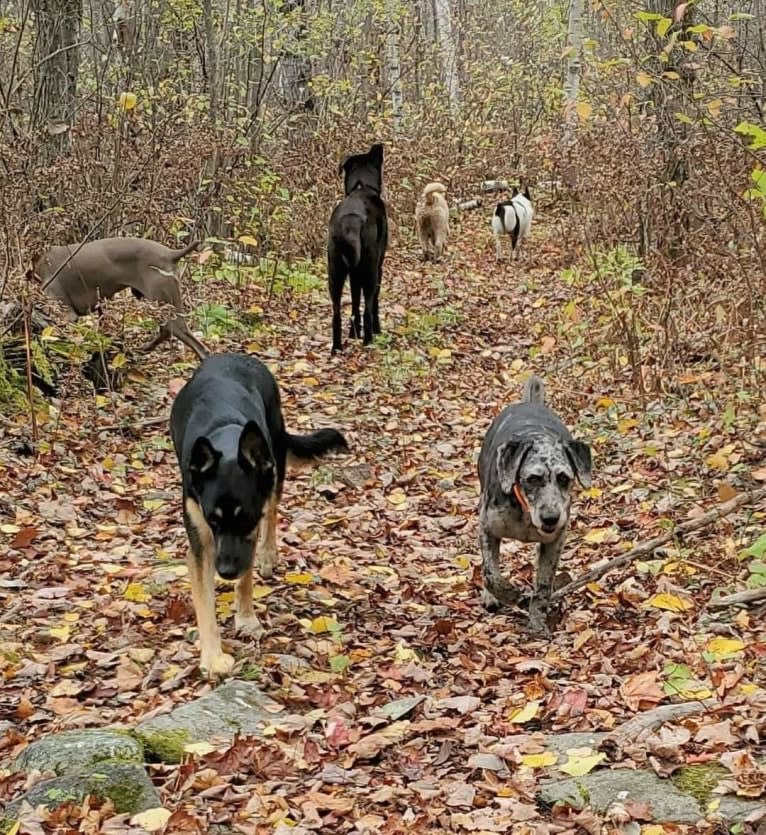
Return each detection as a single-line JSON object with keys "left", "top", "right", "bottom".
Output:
{"left": 2, "top": 210, "right": 764, "bottom": 828}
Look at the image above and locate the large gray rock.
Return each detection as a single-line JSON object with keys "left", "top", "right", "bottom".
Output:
{"left": 135, "top": 680, "right": 282, "bottom": 762}
{"left": 539, "top": 769, "right": 703, "bottom": 823}
{"left": 5, "top": 763, "right": 160, "bottom": 815}
{"left": 14, "top": 729, "right": 143, "bottom": 776}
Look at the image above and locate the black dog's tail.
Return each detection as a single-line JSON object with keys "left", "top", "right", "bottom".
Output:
{"left": 286, "top": 428, "right": 349, "bottom": 468}
{"left": 522, "top": 375, "right": 545, "bottom": 405}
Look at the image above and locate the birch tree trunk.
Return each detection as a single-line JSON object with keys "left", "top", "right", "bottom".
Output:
{"left": 201, "top": 0, "right": 219, "bottom": 126}
{"left": 386, "top": 0, "right": 403, "bottom": 133}
{"left": 434, "top": 0, "right": 459, "bottom": 115}
{"left": 279, "top": 0, "right": 314, "bottom": 113}
{"left": 563, "top": 0, "right": 584, "bottom": 143}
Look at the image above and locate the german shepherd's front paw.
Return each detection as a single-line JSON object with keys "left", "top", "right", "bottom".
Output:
{"left": 200, "top": 651, "right": 236, "bottom": 678}
{"left": 235, "top": 613, "right": 264, "bottom": 639}
{"left": 257, "top": 549, "right": 277, "bottom": 579}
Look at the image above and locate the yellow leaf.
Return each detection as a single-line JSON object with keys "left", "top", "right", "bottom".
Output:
{"left": 705, "top": 452, "right": 729, "bottom": 471}
{"left": 129, "top": 807, "right": 171, "bottom": 832}
{"left": 677, "top": 686, "right": 713, "bottom": 701}
{"left": 394, "top": 642, "right": 420, "bottom": 663}
{"left": 655, "top": 16, "right": 672, "bottom": 37}
{"left": 124, "top": 582, "right": 151, "bottom": 603}
{"left": 305, "top": 616, "right": 340, "bottom": 634}
{"left": 238, "top": 234, "right": 258, "bottom": 247}
{"left": 596, "top": 397, "right": 615, "bottom": 409}
{"left": 118, "top": 91, "right": 137, "bottom": 111}
{"left": 521, "top": 751, "right": 558, "bottom": 769}
{"left": 584, "top": 528, "right": 611, "bottom": 544}
{"left": 575, "top": 101, "right": 593, "bottom": 121}
{"left": 63, "top": 612, "right": 80, "bottom": 623}
{"left": 706, "top": 637, "right": 745, "bottom": 659}
{"left": 4, "top": 823, "right": 19, "bottom": 835}
{"left": 508, "top": 701, "right": 540, "bottom": 724}
{"left": 252, "top": 584, "right": 273, "bottom": 599}
{"left": 645, "top": 593, "right": 693, "bottom": 612}
{"left": 617, "top": 418, "right": 638, "bottom": 434}
{"left": 636, "top": 71, "right": 653, "bottom": 88}
{"left": 582, "top": 487, "right": 602, "bottom": 500}
{"left": 739, "top": 683, "right": 759, "bottom": 696}
{"left": 49, "top": 625, "right": 71, "bottom": 642}
{"left": 285, "top": 572, "right": 313, "bottom": 585}
{"left": 184, "top": 741, "right": 217, "bottom": 756}
{"left": 387, "top": 490, "right": 408, "bottom": 506}
{"left": 641, "top": 826, "right": 667, "bottom": 835}
{"left": 1, "top": 524, "right": 20, "bottom": 534}
{"left": 143, "top": 499, "right": 165, "bottom": 511}
{"left": 110, "top": 352, "right": 128, "bottom": 369}
{"left": 95, "top": 395, "right": 109, "bottom": 408}
{"left": 707, "top": 98, "right": 722, "bottom": 118}
{"left": 559, "top": 751, "right": 606, "bottom": 776}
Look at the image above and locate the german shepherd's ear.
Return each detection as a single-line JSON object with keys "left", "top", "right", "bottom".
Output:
{"left": 190, "top": 437, "right": 220, "bottom": 478}
{"left": 368, "top": 143, "right": 384, "bottom": 165}
{"left": 238, "top": 421, "right": 275, "bottom": 473}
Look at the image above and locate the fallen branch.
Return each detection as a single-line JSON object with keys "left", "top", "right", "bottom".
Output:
{"left": 709, "top": 586, "right": 766, "bottom": 609}
{"left": 607, "top": 701, "right": 718, "bottom": 741}
{"left": 457, "top": 199, "right": 483, "bottom": 211}
{"left": 480, "top": 180, "right": 509, "bottom": 193}
{"left": 553, "top": 485, "right": 766, "bottom": 601}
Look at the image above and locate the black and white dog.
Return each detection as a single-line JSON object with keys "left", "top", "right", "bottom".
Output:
{"left": 491, "top": 186, "right": 534, "bottom": 262}
{"left": 478, "top": 375, "right": 592, "bottom": 634}
{"left": 170, "top": 353, "right": 348, "bottom": 676}
{"left": 327, "top": 143, "right": 388, "bottom": 354}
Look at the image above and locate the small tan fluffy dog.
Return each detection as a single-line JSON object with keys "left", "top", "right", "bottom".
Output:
{"left": 415, "top": 182, "right": 449, "bottom": 261}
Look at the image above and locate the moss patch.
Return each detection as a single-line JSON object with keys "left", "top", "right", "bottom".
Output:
{"left": 671, "top": 763, "right": 728, "bottom": 806}
{"left": 133, "top": 728, "right": 192, "bottom": 764}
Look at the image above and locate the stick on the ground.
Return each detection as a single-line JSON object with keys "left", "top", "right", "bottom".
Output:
{"left": 457, "top": 199, "right": 483, "bottom": 211}
{"left": 553, "top": 485, "right": 766, "bottom": 601}
{"left": 709, "top": 586, "right": 766, "bottom": 609}
{"left": 481, "top": 180, "right": 509, "bottom": 193}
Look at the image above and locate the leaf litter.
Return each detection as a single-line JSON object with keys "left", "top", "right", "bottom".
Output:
{"left": 0, "top": 213, "right": 765, "bottom": 832}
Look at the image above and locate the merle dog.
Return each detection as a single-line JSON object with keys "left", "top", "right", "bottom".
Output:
{"left": 327, "top": 143, "right": 388, "bottom": 354}
{"left": 478, "top": 375, "right": 592, "bottom": 634}
{"left": 170, "top": 353, "right": 348, "bottom": 676}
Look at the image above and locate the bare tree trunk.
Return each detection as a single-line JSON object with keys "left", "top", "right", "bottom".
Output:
{"left": 279, "top": 0, "right": 314, "bottom": 114}
{"left": 563, "top": 0, "right": 584, "bottom": 142}
{"left": 434, "top": 0, "right": 459, "bottom": 115}
{"left": 201, "top": 0, "right": 219, "bottom": 125}
{"left": 31, "top": 0, "right": 83, "bottom": 161}
{"left": 386, "top": 0, "right": 403, "bottom": 133}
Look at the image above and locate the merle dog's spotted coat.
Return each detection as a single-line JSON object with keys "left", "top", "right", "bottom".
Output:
{"left": 478, "top": 376, "right": 592, "bottom": 633}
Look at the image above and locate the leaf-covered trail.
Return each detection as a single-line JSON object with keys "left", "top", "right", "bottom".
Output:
{"left": 2, "top": 209, "right": 765, "bottom": 830}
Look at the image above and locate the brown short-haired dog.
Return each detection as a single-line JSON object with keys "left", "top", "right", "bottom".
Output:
{"left": 415, "top": 182, "right": 449, "bottom": 262}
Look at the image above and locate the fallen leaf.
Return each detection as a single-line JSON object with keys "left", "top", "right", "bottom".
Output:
{"left": 508, "top": 700, "right": 540, "bottom": 724}
{"left": 621, "top": 671, "right": 665, "bottom": 711}
{"left": 521, "top": 751, "right": 558, "bottom": 769}
{"left": 129, "top": 807, "right": 171, "bottom": 831}
{"left": 348, "top": 721, "right": 410, "bottom": 759}
{"left": 559, "top": 751, "right": 606, "bottom": 776}
{"left": 645, "top": 592, "right": 693, "bottom": 612}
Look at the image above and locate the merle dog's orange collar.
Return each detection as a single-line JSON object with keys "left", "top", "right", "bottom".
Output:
{"left": 512, "top": 483, "right": 530, "bottom": 513}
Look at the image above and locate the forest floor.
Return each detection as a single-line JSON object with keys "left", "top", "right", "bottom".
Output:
{"left": 1, "top": 207, "right": 765, "bottom": 833}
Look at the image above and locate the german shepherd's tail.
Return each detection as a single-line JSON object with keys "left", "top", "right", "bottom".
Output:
{"left": 522, "top": 375, "right": 545, "bottom": 405}
{"left": 286, "top": 428, "right": 349, "bottom": 468}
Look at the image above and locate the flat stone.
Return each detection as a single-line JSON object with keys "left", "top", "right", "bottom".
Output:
{"left": 6, "top": 763, "right": 159, "bottom": 815}
{"left": 135, "top": 680, "right": 282, "bottom": 761}
{"left": 717, "top": 795, "right": 766, "bottom": 823}
{"left": 14, "top": 729, "right": 143, "bottom": 776}
{"left": 545, "top": 732, "right": 608, "bottom": 756}
{"left": 539, "top": 768, "right": 703, "bottom": 824}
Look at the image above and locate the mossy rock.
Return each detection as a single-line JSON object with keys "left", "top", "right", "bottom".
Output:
{"left": 4, "top": 763, "right": 160, "bottom": 816}
{"left": 132, "top": 728, "right": 192, "bottom": 764}
{"left": 14, "top": 729, "right": 144, "bottom": 776}
{"left": 671, "top": 764, "right": 729, "bottom": 806}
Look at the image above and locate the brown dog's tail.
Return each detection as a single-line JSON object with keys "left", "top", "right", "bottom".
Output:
{"left": 423, "top": 182, "right": 447, "bottom": 206}
{"left": 170, "top": 240, "right": 201, "bottom": 261}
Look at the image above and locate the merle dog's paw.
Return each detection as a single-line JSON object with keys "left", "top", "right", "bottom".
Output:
{"left": 481, "top": 587, "right": 501, "bottom": 612}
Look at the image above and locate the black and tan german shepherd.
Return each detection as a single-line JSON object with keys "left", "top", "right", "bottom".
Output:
{"left": 170, "top": 353, "right": 348, "bottom": 676}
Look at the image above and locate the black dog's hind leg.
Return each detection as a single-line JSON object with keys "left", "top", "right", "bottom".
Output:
{"left": 372, "top": 281, "right": 381, "bottom": 335}
{"left": 362, "top": 283, "right": 375, "bottom": 345}
{"left": 528, "top": 536, "right": 565, "bottom": 634}
{"left": 328, "top": 255, "right": 346, "bottom": 354}
{"left": 348, "top": 280, "right": 362, "bottom": 339}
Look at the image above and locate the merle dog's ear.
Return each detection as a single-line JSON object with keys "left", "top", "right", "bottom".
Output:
{"left": 239, "top": 421, "right": 275, "bottom": 473}
{"left": 189, "top": 437, "right": 220, "bottom": 478}
{"left": 496, "top": 439, "right": 532, "bottom": 494}
{"left": 566, "top": 440, "right": 592, "bottom": 488}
